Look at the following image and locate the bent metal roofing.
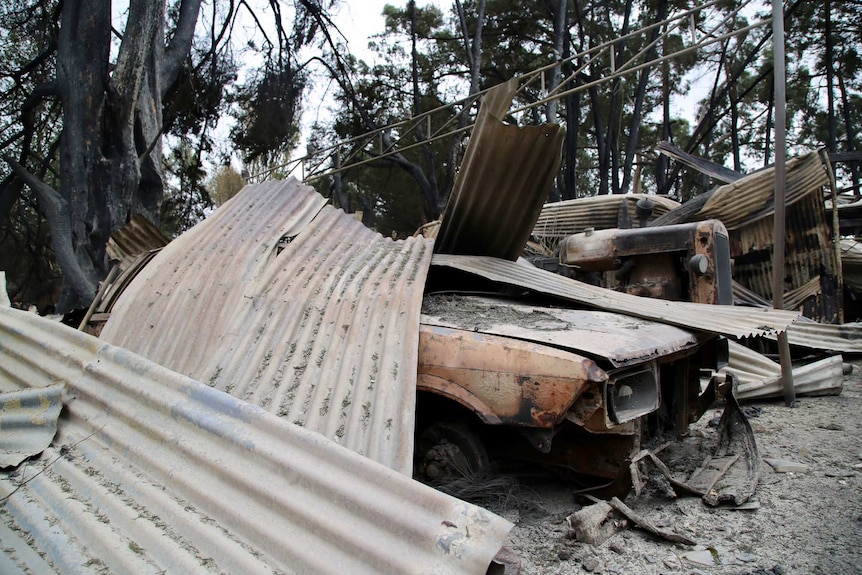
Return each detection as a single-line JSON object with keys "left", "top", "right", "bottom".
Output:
{"left": 0, "top": 306, "right": 512, "bottom": 574}
{"left": 100, "top": 179, "right": 434, "bottom": 475}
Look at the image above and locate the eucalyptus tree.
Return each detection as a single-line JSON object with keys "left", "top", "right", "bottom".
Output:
{"left": 0, "top": 0, "right": 335, "bottom": 312}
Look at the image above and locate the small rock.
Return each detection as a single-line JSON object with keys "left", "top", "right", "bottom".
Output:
{"left": 736, "top": 552, "right": 757, "bottom": 563}
{"left": 608, "top": 540, "right": 625, "bottom": 555}
{"left": 582, "top": 557, "right": 600, "bottom": 572}
{"left": 825, "top": 469, "right": 855, "bottom": 478}
{"left": 663, "top": 555, "right": 680, "bottom": 569}
{"left": 817, "top": 422, "right": 844, "bottom": 431}
{"left": 645, "top": 555, "right": 658, "bottom": 564}
{"left": 557, "top": 549, "right": 571, "bottom": 561}
{"left": 682, "top": 549, "right": 717, "bottom": 567}
{"left": 764, "top": 458, "right": 809, "bottom": 473}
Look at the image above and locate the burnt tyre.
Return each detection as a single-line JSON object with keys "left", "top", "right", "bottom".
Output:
{"left": 414, "top": 421, "right": 489, "bottom": 485}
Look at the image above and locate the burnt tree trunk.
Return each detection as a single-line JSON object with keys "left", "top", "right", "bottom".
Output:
{"left": 5, "top": 0, "right": 201, "bottom": 313}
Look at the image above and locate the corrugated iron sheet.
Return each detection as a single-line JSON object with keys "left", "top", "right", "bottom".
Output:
{"left": 101, "top": 179, "right": 434, "bottom": 475}
{"left": 0, "top": 306, "right": 512, "bottom": 574}
{"left": 434, "top": 79, "right": 565, "bottom": 260}
{"left": 731, "top": 192, "right": 841, "bottom": 322}
{"left": 841, "top": 238, "right": 862, "bottom": 291}
{"left": 698, "top": 152, "right": 829, "bottom": 230}
{"left": 532, "top": 194, "right": 681, "bottom": 240}
{"left": 649, "top": 151, "right": 840, "bottom": 323}
{"left": 784, "top": 320, "right": 862, "bottom": 353}
{"left": 655, "top": 141, "right": 744, "bottom": 184}
{"left": 421, "top": 295, "right": 699, "bottom": 367}
{"left": 0, "top": 383, "right": 64, "bottom": 468}
{"left": 431, "top": 254, "right": 799, "bottom": 339}
{"left": 724, "top": 341, "right": 843, "bottom": 400}
{"left": 106, "top": 213, "right": 169, "bottom": 266}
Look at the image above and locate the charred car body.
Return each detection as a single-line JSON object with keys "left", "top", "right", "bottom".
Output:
{"left": 414, "top": 289, "right": 726, "bottom": 484}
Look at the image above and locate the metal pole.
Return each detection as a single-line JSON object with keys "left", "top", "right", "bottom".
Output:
{"left": 772, "top": 0, "right": 795, "bottom": 407}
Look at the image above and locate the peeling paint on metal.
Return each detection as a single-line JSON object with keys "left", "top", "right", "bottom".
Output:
{"left": 431, "top": 254, "right": 800, "bottom": 339}
{"left": 0, "top": 306, "right": 512, "bottom": 574}
{"left": 101, "top": 179, "right": 434, "bottom": 474}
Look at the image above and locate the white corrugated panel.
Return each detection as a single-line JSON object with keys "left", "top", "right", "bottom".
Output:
{"left": 0, "top": 383, "right": 64, "bottom": 468}
{"left": 724, "top": 341, "right": 844, "bottom": 399}
{"left": 785, "top": 321, "right": 862, "bottom": 353}
{"left": 0, "top": 306, "right": 512, "bottom": 574}
{"left": 432, "top": 254, "right": 800, "bottom": 339}
{"left": 101, "top": 179, "right": 434, "bottom": 474}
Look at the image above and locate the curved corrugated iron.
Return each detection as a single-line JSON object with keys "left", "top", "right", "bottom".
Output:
{"left": 724, "top": 341, "right": 843, "bottom": 400}
{"left": 532, "top": 194, "right": 681, "bottom": 239}
{"left": 0, "top": 383, "right": 64, "bottom": 468}
{"left": 101, "top": 179, "right": 434, "bottom": 474}
{"left": 698, "top": 152, "right": 828, "bottom": 230}
{"left": 435, "top": 80, "right": 566, "bottom": 260}
{"left": 106, "top": 214, "right": 169, "bottom": 266}
{"left": 0, "top": 306, "right": 511, "bottom": 575}
{"left": 431, "top": 254, "right": 800, "bottom": 339}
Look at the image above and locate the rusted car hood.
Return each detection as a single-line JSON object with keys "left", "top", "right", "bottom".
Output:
{"left": 421, "top": 295, "right": 700, "bottom": 368}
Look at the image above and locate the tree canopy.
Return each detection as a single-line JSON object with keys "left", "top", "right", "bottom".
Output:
{"left": 1, "top": 0, "right": 860, "bottom": 312}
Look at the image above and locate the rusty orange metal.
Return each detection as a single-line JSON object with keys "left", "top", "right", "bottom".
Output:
{"left": 417, "top": 325, "right": 607, "bottom": 428}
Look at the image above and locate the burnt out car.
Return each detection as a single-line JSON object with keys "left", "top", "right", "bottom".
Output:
{"left": 413, "top": 288, "right": 725, "bottom": 487}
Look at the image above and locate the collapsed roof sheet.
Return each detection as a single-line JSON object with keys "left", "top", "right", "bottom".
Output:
{"left": 106, "top": 213, "right": 169, "bottom": 267}
{"left": 0, "top": 306, "right": 511, "bottom": 574}
{"left": 101, "top": 179, "right": 434, "bottom": 474}
{"left": 0, "top": 383, "right": 64, "bottom": 468}
{"left": 654, "top": 152, "right": 829, "bottom": 230}
{"left": 431, "top": 254, "right": 799, "bottom": 339}
{"left": 532, "top": 194, "right": 681, "bottom": 240}
{"left": 784, "top": 320, "right": 862, "bottom": 353}
{"left": 434, "top": 79, "right": 565, "bottom": 260}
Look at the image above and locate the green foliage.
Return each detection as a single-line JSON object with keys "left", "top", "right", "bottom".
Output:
{"left": 160, "top": 144, "right": 213, "bottom": 239}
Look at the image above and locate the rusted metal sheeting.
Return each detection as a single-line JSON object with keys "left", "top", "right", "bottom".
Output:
{"left": 732, "top": 193, "right": 841, "bottom": 322}
{"left": 532, "top": 194, "right": 681, "bottom": 240}
{"left": 784, "top": 321, "right": 862, "bottom": 353}
{"left": 106, "top": 213, "right": 169, "bottom": 267}
{"left": 841, "top": 238, "right": 862, "bottom": 291}
{"left": 421, "top": 295, "right": 699, "bottom": 367}
{"left": 431, "top": 254, "right": 799, "bottom": 339}
{"left": 101, "top": 179, "right": 434, "bottom": 474}
{"left": 655, "top": 141, "right": 744, "bottom": 184}
{"left": 0, "top": 383, "right": 64, "bottom": 468}
{"left": 724, "top": 341, "right": 843, "bottom": 400}
{"left": 697, "top": 152, "right": 828, "bottom": 230}
{"left": 434, "top": 80, "right": 565, "bottom": 260}
{"left": 0, "top": 307, "right": 512, "bottom": 575}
